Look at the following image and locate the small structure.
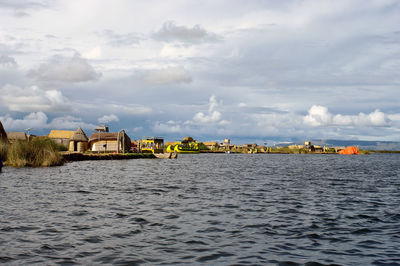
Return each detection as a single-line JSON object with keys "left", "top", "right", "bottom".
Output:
{"left": 69, "top": 128, "right": 89, "bottom": 152}
{"left": 48, "top": 130, "right": 75, "bottom": 147}
{"left": 88, "top": 131, "right": 131, "bottom": 153}
{"left": 95, "top": 125, "right": 109, "bottom": 132}
{"left": 203, "top": 141, "right": 219, "bottom": 150}
{"left": 49, "top": 128, "right": 89, "bottom": 152}
{"left": 0, "top": 121, "right": 7, "bottom": 142}
{"left": 242, "top": 144, "right": 257, "bottom": 149}
{"left": 6, "top": 132, "right": 28, "bottom": 143}
{"left": 141, "top": 137, "right": 164, "bottom": 154}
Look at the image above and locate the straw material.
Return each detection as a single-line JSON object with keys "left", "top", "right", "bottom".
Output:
{"left": 70, "top": 128, "right": 88, "bottom": 142}
{"left": 6, "top": 132, "right": 27, "bottom": 141}
{"left": 48, "top": 130, "right": 75, "bottom": 139}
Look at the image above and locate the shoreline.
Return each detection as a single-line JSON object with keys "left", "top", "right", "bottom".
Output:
{"left": 61, "top": 152, "right": 155, "bottom": 162}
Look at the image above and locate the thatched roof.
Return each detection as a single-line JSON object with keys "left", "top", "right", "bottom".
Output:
{"left": 70, "top": 128, "right": 88, "bottom": 142}
{"left": 203, "top": 142, "right": 218, "bottom": 146}
{"left": 165, "top": 142, "right": 179, "bottom": 146}
{"left": 48, "top": 130, "right": 75, "bottom": 139}
{"left": 6, "top": 132, "right": 27, "bottom": 141}
{"left": 89, "top": 131, "right": 131, "bottom": 144}
{"left": 183, "top": 136, "right": 194, "bottom": 142}
{"left": 89, "top": 132, "right": 126, "bottom": 142}
{"left": 0, "top": 120, "right": 7, "bottom": 142}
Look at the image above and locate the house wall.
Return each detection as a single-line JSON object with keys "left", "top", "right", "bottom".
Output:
{"left": 90, "top": 140, "right": 130, "bottom": 152}
{"left": 68, "top": 141, "right": 88, "bottom": 152}
{"left": 91, "top": 140, "right": 118, "bottom": 152}
{"left": 52, "top": 138, "right": 70, "bottom": 147}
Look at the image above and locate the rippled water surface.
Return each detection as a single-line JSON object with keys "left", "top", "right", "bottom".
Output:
{"left": 1, "top": 154, "right": 400, "bottom": 265}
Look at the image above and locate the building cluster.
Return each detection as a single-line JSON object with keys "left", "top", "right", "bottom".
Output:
{"left": 0, "top": 120, "right": 349, "bottom": 154}
{"left": 2, "top": 123, "right": 132, "bottom": 153}
{"left": 287, "top": 141, "right": 346, "bottom": 153}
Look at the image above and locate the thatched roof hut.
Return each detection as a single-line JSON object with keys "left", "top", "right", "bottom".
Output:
{"left": 69, "top": 128, "right": 89, "bottom": 152}
{"left": 48, "top": 128, "right": 89, "bottom": 152}
{"left": 0, "top": 121, "right": 7, "bottom": 142}
{"left": 182, "top": 136, "right": 195, "bottom": 143}
{"left": 71, "top": 127, "right": 88, "bottom": 142}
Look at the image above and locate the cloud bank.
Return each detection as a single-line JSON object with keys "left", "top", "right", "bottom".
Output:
{"left": 28, "top": 53, "right": 101, "bottom": 85}
{"left": 0, "top": 84, "right": 71, "bottom": 112}
{"left": 304, "top": 105, "right": 391, "bottom": 127}
{"left": 152, "top": 21, "right": 219, "bottom": 44}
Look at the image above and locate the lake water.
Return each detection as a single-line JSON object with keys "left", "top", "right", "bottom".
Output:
{"left": 1, "top": 153, "right": 400, "bottom": 265}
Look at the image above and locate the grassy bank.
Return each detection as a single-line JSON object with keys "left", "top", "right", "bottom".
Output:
{"left": 0, "top": 138, "right": 64, "bottom": 167}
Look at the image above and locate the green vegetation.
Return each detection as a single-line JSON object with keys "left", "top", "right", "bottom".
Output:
{"left": 2, "top": 138, "right": 64, "bottom": 167}
{"left": 197, "top": 143, "right": 210, "bottom": 151}
{"left": 370, "top": 150, "right": 400, "bottom": 153}
{"left": 0, "top": 140, "right": 8, "bottom": 162}
{"left": 359, "top": 149, "right": 371, "bottom": 155}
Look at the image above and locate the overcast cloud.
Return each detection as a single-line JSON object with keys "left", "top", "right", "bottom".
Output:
{"left": 0, "top": 0, "right": 399, "bottom": 142}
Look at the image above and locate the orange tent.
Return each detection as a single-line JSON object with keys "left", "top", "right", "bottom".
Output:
{"left": 339, "top": 146, "right": 360, "bottom": 155}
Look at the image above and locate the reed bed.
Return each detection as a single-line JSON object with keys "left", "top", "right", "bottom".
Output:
{"left": 2, "top": 138, "right": 64, "bottom": 167}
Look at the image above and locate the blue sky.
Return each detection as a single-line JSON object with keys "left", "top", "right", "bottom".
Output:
{"left": 0, "top": 0, "right": 399, "bottom": 143}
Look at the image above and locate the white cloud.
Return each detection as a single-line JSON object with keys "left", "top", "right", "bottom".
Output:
{"left": 189, "top": 95, "right": 227, "bottom": 124}
{"left": 1, "top": 112, "right": 48, "bottom": 131}
{"left": 0, "top": 84, "right": 71, "bottom": 112}
{"left": 193, "top": 111, "right": 222, "bottom": 124}
{"left": 83, "top": 47, "right": 102, "bottom": 59}
{"left": 49, "top": 115, "right": 96, "bottom": 130}
{"left": 152, "top": 21, "right": 219, "bottom": 44}
{"left": 105, "top": 104, "right": 152, "bottom": 115}
{"left": 139, "top": 66, "right": 192, "bottom": 85}
{"left": 304, "top": 105, "right": 391, "bottom": 127}
{"left": 0, "top": 112, "right": 96, "bottom": 131}
{"left": 28, "top": 53, "right": 101, "bottom": 84}
{"left": 98, "top": 114, "right": 119, "bottom": 124}
{"left": 152, "top": 121, "right": 182, "bottom": 133}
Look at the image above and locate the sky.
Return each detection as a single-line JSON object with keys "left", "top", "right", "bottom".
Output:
{"left": 0, "top": 0, "right": 399, "bottom": 144}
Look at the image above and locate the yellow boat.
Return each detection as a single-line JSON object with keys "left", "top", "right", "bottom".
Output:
{"left": 166, "top": 136, "right": 200, "bottom": 154}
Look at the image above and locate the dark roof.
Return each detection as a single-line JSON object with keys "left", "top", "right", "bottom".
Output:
{"left": 0, "top": 121, "right": 7, "bottom": 142}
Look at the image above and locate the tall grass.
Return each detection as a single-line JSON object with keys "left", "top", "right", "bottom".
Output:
{"left": 0, "top": 140, "right": 8, "bottom": 161}
{"left": 5, "top": 138, "right": 64, "bottom": 167}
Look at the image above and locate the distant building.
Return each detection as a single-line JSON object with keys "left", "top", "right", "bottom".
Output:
{"left": 242, "top": 144, "right": 257, "bottom": 149}
{"left": 48, "top": 130, "right": 75, "bottom": 147}
{"left": 203, "top": 142, "right": 219, "bottom": 150}
{"left": 69, "top": 128, "right": 89, "bottom": 152}
{"left": 48, "top": 128, "right": 89, "bottom": 152}
{"left": 6, "top": 132, "right": 28, "bottom": 142}
{"left": 88, "top": 131, "right": 131, "bottom": 153}
{"left": 95, "top": 125, "right": 109, "bottom": 132}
